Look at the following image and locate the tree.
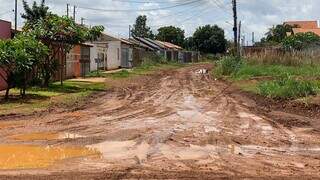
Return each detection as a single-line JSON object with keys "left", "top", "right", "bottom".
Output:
{"left": 22, "top": 2, "right": 104, "bottom": 87}
{"left": 192, "top": 25, "right": 227, "bottom": 54}
{"left": 0, "top": 34, "right": 48, "bottom": 99}
{"left": 156, "top": 26, "right": 185, "bottom": 46}
{"left": 264, "top": 24, "right": 297, "bottom": 44}
{"left": 131, "top": 15, "right": 154, "bottom": 39}
{"left": 22, "top": 0, "right": 48, "bottom": 24}
{"left": 183, "top": 37, "right": 195, "bottom": 50}
{"left": 282, "top": 32, "right": 320, "bottom": 51}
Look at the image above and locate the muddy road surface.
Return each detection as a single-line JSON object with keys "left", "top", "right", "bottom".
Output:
{"left": 0, "top": 64, "right": 319, "bottom": 179}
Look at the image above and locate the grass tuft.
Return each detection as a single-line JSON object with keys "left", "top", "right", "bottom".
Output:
{"left": 258, "top": 76, "right": 318, "bottom": 99}
{"left": 214, "top": 56, "right": 243, "bottom": 76}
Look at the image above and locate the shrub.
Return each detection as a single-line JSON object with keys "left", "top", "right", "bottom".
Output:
{"left": 142, "top": 53, "right": 167, "bottom": 66}
{"left": 215, "top": 56, "right": 242, "bottom": 76}
{"left": 258, "top": 75, "right": 318, "bottom": 99}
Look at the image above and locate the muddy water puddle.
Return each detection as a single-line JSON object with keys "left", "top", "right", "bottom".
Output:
{"left": 9, "top": 132, "right": 84, "bottom": 141}
{"left": 0, "top": 144, "right": 100, "bottom": 170}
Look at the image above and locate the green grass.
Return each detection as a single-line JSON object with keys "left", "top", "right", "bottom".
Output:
{"left": 214, "top": 56, "right": 243, "bottom": 76}
{"left": 214, "top": 57, "right": 320, "bottom": 100}
{"left": 258, "top": 77, "right": 319, "bottom": 99}
{"left": 233, "top": 64, "right": 320, "bottom": 80}
{"left": 0, "top": 80, "right": 107, "bottom": 116}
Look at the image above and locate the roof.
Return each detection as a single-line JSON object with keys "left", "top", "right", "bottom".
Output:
{"left": 292, "top": 28, "right": 320, "bottom": 36}
{"left": 98, "top": 33, "right": 120, "bottom": 42}
{"left": 120, "top": 38, "right": 133, "bottom": 45}
{"left": 285, "top": 21, "right": 319, "bottom": 29}
{"left": 128, "top": 38, "right": 154, "bottom": 50}
{"left": 133, "top": 37, "right": 162, "bottom": 50}
{"left": 81, "top": 42, "right": 94, "bottom": 47}
{"left": 156, "top": 40, "right": 183, "bottom": 50}
{"left": 146, "top": 38, "right": 167, "bottom": 49}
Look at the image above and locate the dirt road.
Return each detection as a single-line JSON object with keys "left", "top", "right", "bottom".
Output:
{"left": 0, "top": 64, "right": 319, "bottom": 179}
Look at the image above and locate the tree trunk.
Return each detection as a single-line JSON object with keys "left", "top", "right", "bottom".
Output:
{"left": 5, "top": 88, "right": 10, "bottom": 100}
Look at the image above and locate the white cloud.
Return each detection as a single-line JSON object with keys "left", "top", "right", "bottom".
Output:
{"left": 0, "top": 0, "right": 319, "bottom": 42}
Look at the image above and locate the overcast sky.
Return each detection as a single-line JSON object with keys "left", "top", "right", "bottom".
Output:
{"left": 0, "top": 0, "right": 319, "bottom": 44}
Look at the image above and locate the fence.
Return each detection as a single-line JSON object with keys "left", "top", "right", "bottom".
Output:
{"left": 243, "top": 46, "right": 320, "bottom": 65}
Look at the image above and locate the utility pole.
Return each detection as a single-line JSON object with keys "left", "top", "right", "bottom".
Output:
{"left": 252, "top": 32, "right": 255, "bottom": 45}
{"left": 14, "top": 0, "right": 18, "bottom": 34}
{"left": 73, "top": 6, "right": 76, "bottom": 21}
{"left": 232, "top": 0, "right": 238, "bottom": 56}
{"left": 237, "top": 20, "right": 241, "bottom": 57}
{"left": 67, "top": 4, "right": 69, "bottom": 17}
{"left": 81, "top": 17, "right": 85, "bottom": 25}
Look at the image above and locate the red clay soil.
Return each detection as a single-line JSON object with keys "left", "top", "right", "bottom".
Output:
{"left": 0, "top": 64, "right": 319, "bottom": 179}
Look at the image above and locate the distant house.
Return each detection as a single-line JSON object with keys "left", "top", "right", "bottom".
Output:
{"left": 0, "top": 19, "right": 12, "bottom": 91}
{"left": 66, "top": 43, "right": 92, "bottom": 78}
{"left": 132, "top": 37, "right": 199, "bottom": 63}
{"left": 89, "top": 33, "right": 121, "bottom": 71}
{"left": 285, "top": 20, "right": 320, "bottom": 29}
{"left": 285, "top": 20, "right": 320, "bottom": 36}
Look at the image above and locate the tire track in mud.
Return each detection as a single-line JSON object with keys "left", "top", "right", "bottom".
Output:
{"left": 0, "top": 64, "right": 320, "bottom": 178}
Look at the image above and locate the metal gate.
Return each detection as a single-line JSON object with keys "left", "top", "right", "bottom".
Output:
{"left": 121, "top": 48, "right": 133, "bottom": 68}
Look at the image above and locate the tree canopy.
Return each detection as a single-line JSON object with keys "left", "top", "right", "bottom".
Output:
{"left": 0, "top": 34, "right": 48, "bottom": 98}
{"left": 192, "top": 25, "right": 227, "bottom": 54}
{"left": 156, "top": 26, "right": 185, "bottom": 46}
{"left": 265, "top": 24, "right": 296, "bottom": 43}
{"left": 282, "top": 32, "right": 320, "bottom": 51}
{"left": 22, "top": 0, "right": 48, "bottom": 24}
{"left": 21, "top": 1, "right": 104, "bottom": 87}
{"left": 131, "top": 15, "right": 154, "bottom": 39}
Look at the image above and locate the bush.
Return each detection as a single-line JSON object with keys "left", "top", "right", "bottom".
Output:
{"left": 215, "top": 56, "right": 242, "bottom": 76}
{"left": 258, "top": 75, "right": 318, "bottom": 99}
{"left": 142, "top": 53, "right": 167, "bottom": 66}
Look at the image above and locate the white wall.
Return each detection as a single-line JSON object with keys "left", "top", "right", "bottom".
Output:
{"left": 90, "top": 44, "right": 98, "bottom": 71}
{"left": 107, "top": 41, "right": 121, "bottom": 70}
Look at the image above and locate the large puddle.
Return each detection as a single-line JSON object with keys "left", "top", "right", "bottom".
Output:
{"left": 10, "top": 132, "right": 84, "bottom": 141}
{"left": 0, "top": 144, "right": 100, "bottom": 170}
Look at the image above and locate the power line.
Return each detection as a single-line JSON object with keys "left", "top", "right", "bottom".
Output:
{"left": 76, "top": 0, "right": 202, "bottom": 12}
{"left": 111, "top": 0, "right": 186, "bottom": 4}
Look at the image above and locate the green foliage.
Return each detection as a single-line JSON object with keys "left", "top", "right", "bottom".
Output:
{"left": 215, "top": 56, "right": 242, "bottom": 76}
{"left": 142, "top": 53, "right": 167, "bottom": 65}
{"left": 22, "top": 2, "right": 104, "bottom": 87}
{"left": 282, "top": 32, "right": 320, "bottom": 50}
{"left": 21, "top": 0, "right": 48, "bottom": 24}
{"left": 131, "top": 15, "right": 154, "bottom": 39}
{"left": 233, "top": 64, "right": 320, "bottom": 80}
{"left": 183, "top": 37, "right": 194, "bottom": 50}
{"left": 24, "top": 14, "right": 104, "bottom": 47}
{"left": 265, "top": 24, "right": 296, "bottom": 44}
{"left": 258, "top": 75, "right": 318, "bottom": 99}
{"left": 156, "top": 26, "right": 185, "bottom": 46}
{"left": 0, "top": 34, "right": 48, "bottom": 98}
{"left": 192, "top": 25, "right": 227, "bottom": 54}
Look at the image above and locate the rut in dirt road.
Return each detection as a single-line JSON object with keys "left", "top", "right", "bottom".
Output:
{"left": 0, "top": 64, "right": 320, "bottom": 179}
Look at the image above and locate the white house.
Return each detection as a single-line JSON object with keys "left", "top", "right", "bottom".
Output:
{"left": 89, "top": 33, "right": 121, "bottom": 71}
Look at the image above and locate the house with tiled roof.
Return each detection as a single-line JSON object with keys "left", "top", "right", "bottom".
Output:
{"left": 285, "top": 20, "right": 320, "bottom": 36}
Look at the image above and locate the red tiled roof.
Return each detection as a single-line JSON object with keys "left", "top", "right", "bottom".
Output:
{"left": 292, "top": 28, "right": 320, "bottom": 36}
{"left": 285, "top": 21, "right": 318, "bottom": 29}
